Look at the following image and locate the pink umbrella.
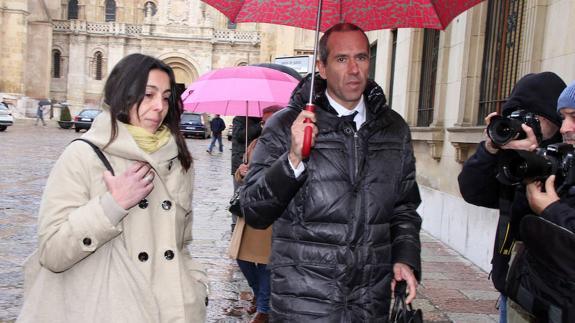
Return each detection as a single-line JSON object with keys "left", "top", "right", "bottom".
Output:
{"left": 182, "top": 65, "right": 299, "bottom": 154}
{"left": 182, "top": 65, "right": 299, "bottom": 117}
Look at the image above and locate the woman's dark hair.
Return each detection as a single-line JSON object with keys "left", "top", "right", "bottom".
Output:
{"left": 103, "top": 53, "right": 192, "bottom": 170}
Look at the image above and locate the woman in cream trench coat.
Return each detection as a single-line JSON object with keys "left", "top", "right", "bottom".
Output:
{"left": 18, "top": 54, "right": 208, "bottom": 323}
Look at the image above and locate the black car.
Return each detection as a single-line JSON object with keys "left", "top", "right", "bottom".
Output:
{"left": 180, "top": 112, "right": 210, "bottom": 139}
{"left": 74, "top": 108, "right": 102, "bottom": 132}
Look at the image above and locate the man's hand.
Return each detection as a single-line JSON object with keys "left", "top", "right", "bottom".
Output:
{"left": 289, "top": 110, "right": 317, "bottom": 167}
{"left": 104, "top": 161, "right": 154, "bottom": 210}
{"left": 526, "top": 175, "right": 560, "bottom": 215}
{"left": 501, "top": 123, "right": 538, "bottom": 151}
{"left": 237, "top": 163, "right": 249, "bottom": 178}
{"left": 391, "top": 263, "right": 418, "bottom": 304}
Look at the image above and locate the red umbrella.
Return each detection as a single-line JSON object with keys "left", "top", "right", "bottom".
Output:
{"left": 203, "top": 0, "right": 484, "bottom": 31}
{"left": 202, "top": 0, "right": 485, "bottom": 157}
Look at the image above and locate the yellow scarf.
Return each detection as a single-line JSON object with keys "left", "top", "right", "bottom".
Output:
{"left": 125, "top": 124, "right": 172, "bottom": 153}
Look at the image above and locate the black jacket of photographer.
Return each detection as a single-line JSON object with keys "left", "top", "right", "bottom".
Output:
{"left": 240, "top": 74, "right": 422, "bottom": 322}
{"left": 457, "top": 72, "right": 565, "bottom": 293}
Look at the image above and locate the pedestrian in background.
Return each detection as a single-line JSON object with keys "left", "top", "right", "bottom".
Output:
{"left": 458, "top": 72, "right": 565, "bottom": 323}
{"left": 240, "top": 23, "right": 422, "bottom": 321}
{"left": 35, "top": 102, "right": 47, "bottom": 126}
{"left": 18, "top": 53, "right": 208, "bottom": 323}
{"left": 207, "top": 113, "right": 226, "bottom": 154}
{"left": 230, "top": 115, "right": 262, "bottom": 231}
{"left": 229, "top": 105, "right": 282, "bottom": 323}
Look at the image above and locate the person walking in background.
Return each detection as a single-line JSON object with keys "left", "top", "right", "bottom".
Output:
{"left": 230, "top": 115, "right": 262, "bottom": 232}
{"left": 457, "top": 72, "right": 565, "bottom": 322}
{"left": 228, "top": 105, "right": 282, "bottom": 323}
{"left": 35, "top": 102, "right": 47, "bottom": 126}
{"left": 240, "top": 23, "right": 421, "bottom": 322}
{"left": 18, "top": 53, "right": 208, "bottom": 323}
{"left": 207, "top": 114, "right": 226, "bottom": 154}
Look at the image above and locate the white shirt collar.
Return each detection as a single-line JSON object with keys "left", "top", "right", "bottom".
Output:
{"left": 325, "top": 90, "right": 366, "bottom": 128}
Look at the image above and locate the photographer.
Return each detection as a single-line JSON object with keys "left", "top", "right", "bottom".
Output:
{"left": 502, "top": 81, "right": 575, "bottom": 323}
{"left": 458, "top": 72, "right": 566, "bottom": 322}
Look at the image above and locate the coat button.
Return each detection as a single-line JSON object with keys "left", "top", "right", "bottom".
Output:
{"left": 162, "top": 200, "right": 172, "bottom": 210}
{"left": 344, "top": 127, "right": 354, "bottom": 135}
{"left": 82, "top": 237, "right": 92, "bottom": 246}
{"left": 138, "top": 252, "right": 149, "bottom": 262}
{"left": 138, "top": 199, "right": 148, "bottom": 209}
{"left": 164, "top": 250, "right": 175, "bottom": 260}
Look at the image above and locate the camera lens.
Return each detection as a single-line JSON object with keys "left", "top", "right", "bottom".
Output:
{"left": 487, "top": 117, "right": 524, "bottom": 146}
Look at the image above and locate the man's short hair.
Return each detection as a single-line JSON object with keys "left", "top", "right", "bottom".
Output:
{"left": 318, "top": 23, "right": 369, "bottom": 65}
{"left": 262, "top": 105, "right": 283, "bottom": 115}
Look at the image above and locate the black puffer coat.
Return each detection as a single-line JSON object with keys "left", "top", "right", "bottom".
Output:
{"left": 241, "top": 74, "right": 422, "bottom": 322}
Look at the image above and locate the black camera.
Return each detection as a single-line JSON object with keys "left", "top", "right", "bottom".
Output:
{"left": 497, "top": 143, "right": 575, "bottom": 190}
{"left": 487, "top": 110, "right": 542, "bottom": 146}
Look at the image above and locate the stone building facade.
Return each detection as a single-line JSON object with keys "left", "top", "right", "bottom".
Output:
{"left": 363, "top": 0, "right": 575, "bottom": 271}
{"left": 0, "top": 0, "right": 315, "bottom": 115}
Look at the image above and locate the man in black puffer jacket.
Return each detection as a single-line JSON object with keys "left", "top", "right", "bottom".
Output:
{"left": 241, "top": 23, "right": 422, "bottom": 322}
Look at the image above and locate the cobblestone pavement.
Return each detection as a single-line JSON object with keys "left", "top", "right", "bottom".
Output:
{"left": 0, "top": 119, "right": 498, "bottom": 322}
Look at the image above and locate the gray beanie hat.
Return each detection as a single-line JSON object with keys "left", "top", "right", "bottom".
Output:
{"left": 558, "top": 81, "right": 575, "bottom": 112}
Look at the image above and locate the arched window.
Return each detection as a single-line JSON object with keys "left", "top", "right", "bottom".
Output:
{"left": 52, "top": 50, "right": 62, "bottom": 78}
{"left": 105, "top": 0, "right": 116, "bottom": 22}
{"left": 68, "top": 0, "right": 79, "bottom": 20}
{"left": 95, "top": 52, "right": 103, "bottom": 80}
{"left": 144, "top": 1, "right": 157, "bottom": 17}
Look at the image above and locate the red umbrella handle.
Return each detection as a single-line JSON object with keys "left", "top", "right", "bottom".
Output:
{"left": 301, "top": 103, "right": 316, "bottom": 159}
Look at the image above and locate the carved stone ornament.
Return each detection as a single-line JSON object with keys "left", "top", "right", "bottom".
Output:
{"left": 168, "top": 0, "right": 189, "bottom": 24}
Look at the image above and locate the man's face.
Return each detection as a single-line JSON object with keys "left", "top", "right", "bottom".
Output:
{"left": 560, "top": 108, "right": 575, "bottom": 144}
{"left": 318, "top": 30, "right": 369, "bottom": 110}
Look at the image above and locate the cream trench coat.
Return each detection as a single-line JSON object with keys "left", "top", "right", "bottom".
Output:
{"left": 18, "top": 111, "right": 208, "bottom": 323}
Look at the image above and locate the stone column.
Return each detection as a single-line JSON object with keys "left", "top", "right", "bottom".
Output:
{"left": 66, "top": 34, "right": 87, "bottom": 108}
{"left": 0, "top": 1, "right": 28, "bottom": 94}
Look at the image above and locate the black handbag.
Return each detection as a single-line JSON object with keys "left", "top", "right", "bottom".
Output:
{"left": 389, "top": 281, "right": 423, "bottom": 323}
{"left": 228, "top": 187, "right": 243, "bottom": 217}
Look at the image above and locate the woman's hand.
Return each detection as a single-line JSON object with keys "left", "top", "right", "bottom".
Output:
{"left": 104, "top": 161, "right": 154, "bottom": 209}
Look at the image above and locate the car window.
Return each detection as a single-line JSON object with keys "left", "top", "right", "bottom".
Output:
{"left": 181, "top": 113, "right": 202, "bottom": 124}
{"left": 0, "top": 104, "right": 8, "bottom": 111}
{"left": 79, "top": 109, "right": 102, "bottom": 118}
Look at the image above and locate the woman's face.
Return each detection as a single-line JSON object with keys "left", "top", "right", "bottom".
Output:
{"left": 129, "top": 69, "right": 171, "bottom": 133}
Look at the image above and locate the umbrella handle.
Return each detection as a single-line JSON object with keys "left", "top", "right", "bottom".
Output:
{"left": 301, "top": 103, "right": 316, "bottom": 159}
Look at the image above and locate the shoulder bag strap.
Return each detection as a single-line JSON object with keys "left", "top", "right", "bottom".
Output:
{"left": 71, "top": 138, "right": 115, "bottom": 175}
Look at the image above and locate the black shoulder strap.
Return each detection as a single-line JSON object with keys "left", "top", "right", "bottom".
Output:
{"left": 71, "top": 138, "right": 115, "bottom": 176}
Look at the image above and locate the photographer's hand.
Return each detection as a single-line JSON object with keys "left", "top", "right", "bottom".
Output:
{"left": 501, "top": 124, "right": 538, "bottom": 151}
{"left": 526, "top": 175, "right": 560, "bottom": 215}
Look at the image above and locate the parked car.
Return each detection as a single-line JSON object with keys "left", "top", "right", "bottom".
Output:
{"left": 0, "top": 102, "right": 14, "bottom": 132}
{"left": 227, "top": 124, "right": 233, "bottom": 141}
{"left": 73, "top": 108, "right": 102, "bottom": 132}
{"left": 180, "top": 112, "right": 211, "bottom": 139}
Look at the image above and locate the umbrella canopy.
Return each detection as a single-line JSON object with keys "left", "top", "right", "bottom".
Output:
{"left": 182, "top": 65, "right": 299, "bottom": 117}
{"left": 251, "top": 63, "right": 303, "bottom": 81}
{"left": 202, "top": 0, "right": 485, "bottom": 32}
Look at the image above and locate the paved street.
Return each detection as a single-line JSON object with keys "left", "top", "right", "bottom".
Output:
{"left": 0, "top": 119, "right": 498, "bottom": 322}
